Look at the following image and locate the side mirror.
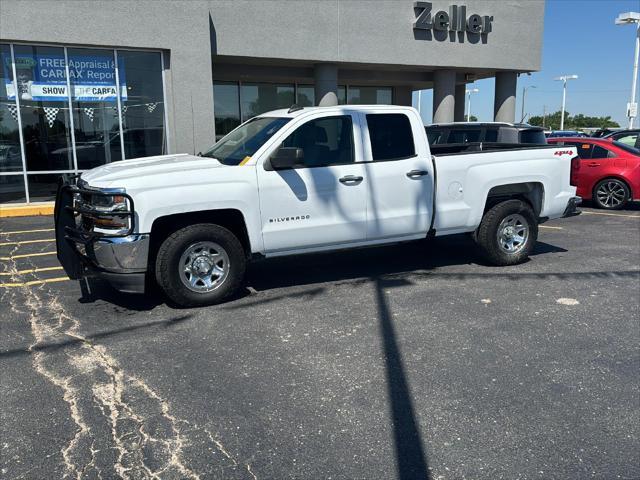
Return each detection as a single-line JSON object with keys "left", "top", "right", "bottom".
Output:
{"left": 269, "top": 147, "right": 304, "bottom": 170}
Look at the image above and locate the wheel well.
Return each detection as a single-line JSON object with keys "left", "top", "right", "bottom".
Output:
{"left": 484, "top": 182, "right": 544, "bottom": 216}
{"left": 149, "top": 210, "right": 251, "bottom": 264}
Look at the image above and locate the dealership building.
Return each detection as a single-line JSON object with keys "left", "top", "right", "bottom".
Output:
{"left": 0, "top": 0, "right": 544, "bottom": 206}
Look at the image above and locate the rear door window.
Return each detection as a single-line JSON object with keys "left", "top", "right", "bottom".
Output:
{"left": 566, "top": 142, "right": 594, "bottom": 159}
{"left": 591, "top": 145, "right": 614, "bottom": 159}
{"left": 366, "top": 114, "right": 415, "bottom": 161}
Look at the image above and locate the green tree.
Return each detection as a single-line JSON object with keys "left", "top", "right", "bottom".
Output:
{"left": 528, "top": 110, "right": 619, "bottom": 130}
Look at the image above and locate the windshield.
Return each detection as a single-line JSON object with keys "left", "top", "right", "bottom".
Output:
{"left": 202, "top": 117, "right": 291, "bottom": 165}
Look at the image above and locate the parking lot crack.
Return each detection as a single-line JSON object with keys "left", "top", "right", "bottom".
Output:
{"left": 12, "top": 276, "right": 236, "bottom": 478}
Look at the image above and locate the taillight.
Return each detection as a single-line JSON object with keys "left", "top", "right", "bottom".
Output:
{"left": 570, "top": 155, "right": 580, "bottom": 187}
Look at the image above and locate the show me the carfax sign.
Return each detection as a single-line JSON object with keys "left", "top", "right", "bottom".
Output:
{"left": 3, "top": 51, "right": 127, "bottom": 102}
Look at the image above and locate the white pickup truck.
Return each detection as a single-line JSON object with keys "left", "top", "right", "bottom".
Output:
{"left": 55, "top": 105, "right": 581, "bottom": 307}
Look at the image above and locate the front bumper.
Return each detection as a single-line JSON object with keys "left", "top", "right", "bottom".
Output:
{"left": 54, "top": 177, "right": 149, "bottom": 293}
{"left": 562, "top": 196, "right": 582, "bottom": 218}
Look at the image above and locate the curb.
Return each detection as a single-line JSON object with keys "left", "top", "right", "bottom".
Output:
{"left": 0, "top": 203, "right": 55, "bottom": 218}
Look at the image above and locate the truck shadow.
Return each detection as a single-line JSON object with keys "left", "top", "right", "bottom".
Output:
{"left": 245, "top": 234, "right": 567, "bottom": 292}
{"left": 77, "top": 235, "right": 567, "bottom": 310}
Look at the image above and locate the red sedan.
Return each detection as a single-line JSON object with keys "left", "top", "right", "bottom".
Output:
{"left": 548, "top": 137, "right": 640, "bottom": 210}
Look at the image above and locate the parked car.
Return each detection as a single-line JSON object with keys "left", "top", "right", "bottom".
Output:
{"left": 546, "top": 130, "right": 586, "bottom": 138}
{"left": 603, "top": 129, "right": 640, "bottom": 149}
{"left": 425, "top": 122, "right": 547, "bottom": 145}
{"left": 548, "top": 137, "right": 640, "bottom": 210}
{"left": 591, "top": 128, "right": 623, "bottom": 138}
{"left": 56, "top": 105, "right": 580, "bottom": 307}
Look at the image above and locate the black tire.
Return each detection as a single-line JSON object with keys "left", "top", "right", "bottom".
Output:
{"left": 475, "top": 199, "right": 538, "bottom": 266}
{"left": 593, "top": 178, "right": 630, "bottom": 210}
{"left": 155, "top": 223, "right": 246, "bottom": 307}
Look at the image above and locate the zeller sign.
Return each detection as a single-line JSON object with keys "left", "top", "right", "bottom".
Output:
{"left": 413, "top": 2, "right": 493, "bottom": 35}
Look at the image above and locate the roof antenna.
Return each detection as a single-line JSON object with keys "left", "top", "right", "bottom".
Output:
{"left": 288, "top": 104, "right": 304, "bottom": 113}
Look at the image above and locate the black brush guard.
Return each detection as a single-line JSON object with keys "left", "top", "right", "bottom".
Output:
{"left": 54, "top": 176, "right": 135, "bottom": 279}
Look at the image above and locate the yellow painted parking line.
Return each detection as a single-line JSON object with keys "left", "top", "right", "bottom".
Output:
{"left": 540, "top": 225, "right": 563, "bottom": 230}
{"left": 0, "top": 276, "right": 69, "bottom": 288}
{"left": 0, "top": 238, "right": 55, "bottom": 246}
{"left": 582, "top": 211, "right": 640, "bottom": 218}
{"left": 0, "top": 251, "right": 57, "bottom": 261}
{"left": 0, "top": 228, "right": 55, "bottom": 236}
{"left": 0, "top": 266, "right": 63, "bottom": 276}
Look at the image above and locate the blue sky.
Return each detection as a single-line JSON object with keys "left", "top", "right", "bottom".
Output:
{"left": 412, "top": 0, "right": 639, "bottom": 126}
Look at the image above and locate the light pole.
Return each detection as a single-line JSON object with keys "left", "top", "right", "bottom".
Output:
{"left": 554, "top": 75, "right": 578, "bottom": 130}
{"left": 520, "top": 85, "right": 536, "bottom": 123}
{"left": 616, "top": 12, "right": 640, "bottom": 128}
{"left": 466, "top": 88, "right": 479, "bottom": 122}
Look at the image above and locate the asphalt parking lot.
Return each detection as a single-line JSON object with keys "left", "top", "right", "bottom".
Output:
{"left": 1, "top": 206, "right": 639, "bottom": 480}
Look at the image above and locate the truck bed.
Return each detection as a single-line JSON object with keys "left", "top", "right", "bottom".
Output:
{"left": 430, "top": 142, "right": 557, "bottom": 156}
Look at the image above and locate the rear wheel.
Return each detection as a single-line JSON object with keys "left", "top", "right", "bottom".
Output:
{"left": 155, "top": 224, "right": 246, "bottom": 307}
{"left": 593, "top": 178, "right": 629, "bottom": 210}
{"left": 475, "top": 199, "right": 538, "bottom": 266}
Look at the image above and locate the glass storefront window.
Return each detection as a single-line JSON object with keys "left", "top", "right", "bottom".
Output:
{"left": 213, "top": 82, "right": 240, "bottom": 141}
{"left": 296, "top": 85, "right": 314, "bottom": 107}
{"left": 0, "top": 175, "right": 26, "bottom": 203}
{"left": 27, "top": 173, "right": 64, "bottom": 202}
{"left": 338, "top": 86, "right": 347, "bottom": 105}
{"left": 347, "top": 86, "right": 393, "bottom": 105}
{"left": 0, "top": 44, "right": 22, "bottom": 174}
{"left": 68, "top": 48, "right": 123, "bottom": 169}
{"left": 12, "top": 45, "right": 74, "bottom": 172}
{"left": 118, "top": 50, "right": 166, "bottom": 159}
{"left": 0, "top": 43, "right": 168, "bottom": 205}
{"left": 212, "top": 82, "right": 391, "bottom": 144}
{"left": 240, "top": 83, "right": 294, "bottom": 120}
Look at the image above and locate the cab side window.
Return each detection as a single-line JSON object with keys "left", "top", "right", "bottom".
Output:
{"left": 281, "top": 115, "right": 354, "bottom": 167}
{"left": 366, "top": 113, "right": 415, "bottom": 160}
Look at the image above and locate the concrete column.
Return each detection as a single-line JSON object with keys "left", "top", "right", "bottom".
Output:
{"left": 393, "top": 86, "right": 413, "bottom": 106}
{"left": 494, "top": 72, "right": 518, "bottom": 122}
{"left": 432, "top": 70, "right": 456, "bottom": 123}
{"left": 454, "top": 84, "right": 466, "bottom": 121}
{"left": 314, "top": 64, "right": 338, "bottom": 106}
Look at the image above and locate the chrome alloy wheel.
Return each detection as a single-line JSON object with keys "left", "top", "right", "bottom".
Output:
{"left": 496, "top": 214, "right": 529, "bottom": 254}
{"left": 179, "top": 241, "right": 230, "bottom": 293}
{"left": 596, "top": 180, "right": 626, "bottom": 208}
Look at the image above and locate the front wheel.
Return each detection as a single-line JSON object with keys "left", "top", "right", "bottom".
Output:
{"left": 593, "top": 178, "right": 629, "bottom": 210}
{"left": 475, "top": 199, "right": 538, "bottom": 266}
{"left": 155, "top": 224, "right": 246, "bottom": 307}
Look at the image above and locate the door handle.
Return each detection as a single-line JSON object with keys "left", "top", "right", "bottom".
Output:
{"left": 339, "top": 175, "right": 363, "bottom": 184}
{"left": 587, "top": 162, "right": 600, "bottom": 167}
{"left": 406, "top": 169, "right": 429, "bottom": 178}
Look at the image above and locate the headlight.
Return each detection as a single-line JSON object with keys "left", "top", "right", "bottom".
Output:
{"left": 74, "top": 186, "right": 132, "bottom": 234}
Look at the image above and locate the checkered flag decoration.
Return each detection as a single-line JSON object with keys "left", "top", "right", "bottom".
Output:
{"left": 146, "top": 102, "right": 159, "bottom": 113}
{"left": 43, "top": 107, "right": 60, "bottom": 128}
{"left": 6, "top": 104, "right": 18, "bottom": 122}
{"left": 112, "top": 105, "right": 128, "bottom": 115}
{"left": 83, "top": 107, "right": 94, "bottom": 122}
